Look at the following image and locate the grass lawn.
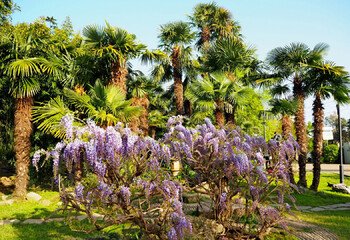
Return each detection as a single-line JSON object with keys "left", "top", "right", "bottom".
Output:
{"left": 0, "top": 221, "right": 107, "bottom": 240}
{"left": 292, "top": 172, "right": 350, "bottom": 207}
{"left": 296, "top": 210, "right": 350, "bottom": 240}
{"left": 0, "top": 190, "right": 65, "bottom": 220}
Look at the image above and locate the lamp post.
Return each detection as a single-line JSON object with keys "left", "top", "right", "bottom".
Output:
{"left": 337, "top": 103, "right": 344, "bottom": 184}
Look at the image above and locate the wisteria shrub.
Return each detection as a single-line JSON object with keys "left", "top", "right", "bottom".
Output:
{"left": 34, "top": 115, "right": 298, "bottom": 239}
{"left": 163, "top": 116, "right": 299, "bottom": 239}
{"left": 33, "top": 115, "right": 191, "bottom": 239}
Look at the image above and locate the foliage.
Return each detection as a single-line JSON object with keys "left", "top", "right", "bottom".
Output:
{"left": 321, "top": 144, "right": 339, "bottom": 164}
{"left": 34, "top": 115, "right": 192, "bottom": 239}
{"left": 164, "top": 117, "right": 298, "bottom": 239}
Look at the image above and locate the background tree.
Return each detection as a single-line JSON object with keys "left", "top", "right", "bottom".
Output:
{"left": 157, "top": 21, "right": 195, "bottom": 115}
{"left": 305, "top": 62, "right": 350, "bottom": 191}
{"left": 267, "top": 42, "right": 328, "bottom": 187}
{"left": 189, "top": 2, "right": 240, "bottom": 50}
{"left": 83, "top": 22, "right": 146, "bottom": 93}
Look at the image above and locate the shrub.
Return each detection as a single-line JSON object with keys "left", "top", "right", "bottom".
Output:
{"left": 33, "top": 115, "right": 191, "bottom": 239}
{"left": 163, "top": 117, "right": 298, "bottom": 239}
{"left": 322, "top": 144, "right": 339, "bottom": 163}
{"left": 34, "top": 115, "right": 298, "bottom": 239}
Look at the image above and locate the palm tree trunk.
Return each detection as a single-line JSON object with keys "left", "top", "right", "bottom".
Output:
{"left": 172, "top": 46, "right": 184, "bottom": 115}
{"left": 150, "top": 127, "right": 156, "bottom": 139}
{"left": 13, "top": 97, "right": 33, "bottom": 199}
{"left": 282, "top": 114, "right": 296, "bottom": 184}
{"left": 310, "top": 93, "right": 323, "bottom": 191}
{"left": 293, "top": 75, "right": 308, "bottom": 187}
{"left": 215, "top": 100, "right": 225, "bottom": 127}
{"left": 111, "top": 60, "right": 128, "bottom": 95}
{"left": 201, "top": 26, "right": 211, "bottom": 50}
{"left": 281, "top": 114, "right": 292, "bottom": 139}
{"left": 225, "top": 104, "right": 237, "bottom": 125}
{"left": 129, "top": 97, "right": 150, "bottom": 136}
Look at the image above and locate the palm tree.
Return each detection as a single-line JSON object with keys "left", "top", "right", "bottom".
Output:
{"left": 270, "top": 97, "right": 297, "bottom": 184}
{"left": 1, "top": 22, "right": 62, "bottom": 198}
{"left": 83, "top": 22, "right": 146, "bottom": 94}
{"left": 127, "top": 74, "right": 164, "bottom": 135}
{"left": 186, "top": 72, "right": 251, "bottom": 127}
{"left": 156, "top": 21, "right": 196, "bottom": 115}
{"left": 189, "top": 2, "right": 240, "bottom": 50}
{"left": 305, "top": 62, "right": 350, "bottom": 191}
{"left": 267, "top": 42, "right": 328, "bottom": 187}
{"left": 33, "top": 81, "right": 141, "bottom": 132}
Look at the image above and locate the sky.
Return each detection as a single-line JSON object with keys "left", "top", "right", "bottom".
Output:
{"left": 11, "top": 0, "right": 350, "bottom": 123}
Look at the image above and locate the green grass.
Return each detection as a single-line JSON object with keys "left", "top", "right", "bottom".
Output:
{"left": 0, "top": 221, "right": 106, "bottom": 240}
{"left": 0, "top": 190, "right": 65, "bottom": 220}
{"left": 293, "top": 172, "right": 350, "bottom": 207}
{"left": 296, "top": 210, "right": 350, "bottom": 240}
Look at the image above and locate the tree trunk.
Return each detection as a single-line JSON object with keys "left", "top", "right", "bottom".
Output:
{"left": 225, "top": 104, "right": 237, "bottom": 125}
{"left": 310, "top": 93, "right": 323, "bottom": 191}
{"left": 129, "top": 97, "right": 150, "bottom": 136}
{"left": 282, "top": 114, "right": 296, "bottom": 184}
{"left": 172, "top": 46, "right": 184, "bottom": 115}
{"left": 150, "top": 127, "right": 156, "bottom": 139}
{"left": 13, "top": 97, "right": 33, "bottom": 199}
{"left": 215, "top": 100, "right": 225, "bottom": 127}
{"left": 111, "top": 60, "right": 128, "bottom": 95}
{"left": 184, "top": 99, "right": 192, "bottom": 117}
{"left": 281, "top": 114, "right": 292, "bottom": 139}
{"left": 293, "top": 75, "right": 308, "bottom": 187}
{"left": 201, "top": 26, "right": 211, "bottom": 50}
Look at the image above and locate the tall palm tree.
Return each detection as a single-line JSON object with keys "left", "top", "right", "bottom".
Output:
{"left": 267, "top": 42, "right": 328, "bottom": 187}
{"left": 305, "top": 62, "right": 350, "bottom": 191}
{"left": 157, "top": 21, "right": 196, "bottom": 115}
{"left": 185, "top": 72, "right": 252, "bottom": 126}
{"left": 83, "top": 22, "right": 146, "bottom": 94}
{"left": 189, "top": 2, "right": 240, "bottom": 50}
{"left": 1, "top": 22, "right": 61, "bottom": 198}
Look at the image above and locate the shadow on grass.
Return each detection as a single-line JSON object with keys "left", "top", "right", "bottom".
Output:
{"left": 292, "top": 188, "right": 350, "bottom": 207}
{"left": 1, "top": 221, "right": 107, "bottom": 240}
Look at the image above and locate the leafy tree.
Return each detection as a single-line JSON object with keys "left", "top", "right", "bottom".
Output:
{"left": 267, "top": 42, "right": 328, "bottom": 187}
{"left": 0, "top": 0, "right": 17, "bottom": 25}
{"left": 305, "top": 62, "right": 350, "bottom": 191}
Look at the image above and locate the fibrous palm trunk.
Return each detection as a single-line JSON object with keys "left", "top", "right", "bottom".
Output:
{"left": 129, "top": 97, "right": 150, "bottom": 136}
{"left": 201, "top": 26, "right": 211, "bottom": 50}
{"left": 172, "top": 46, "right": 184, "bottom": 115}
{"left": 111, "top": 60, "right": 128, "bottom": 95}
{"left": 13, "top": 97, "right": 33, "bottom": 199}
{"left": 282, "top": 114, "right": 296, "bottom": 184}
{"left": 215, "top": 100, "right": 225, "bottom": 127}
{"left": 310, "top": 93, "right": 323, "bottom": 191}
{"left": 293, "top": 76, "right": 308, "bottom": 187}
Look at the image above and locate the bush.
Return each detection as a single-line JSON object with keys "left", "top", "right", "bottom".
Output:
{"left": 34, "top": 115, "right": 298, "bottom": 240}
{"left": 322, "top": 144, "right": 339, "bottom": 163}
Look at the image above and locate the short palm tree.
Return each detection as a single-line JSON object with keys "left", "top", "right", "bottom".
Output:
{"left": 33, "top": 81, "right": 141, "bottom": 134}
{"left": 83, "top": 22, "right": 146, "bottom": 94}
{"left": 267, "top": 42, "right": 328, "bottom": 187}
{"left": 305, "top": 62, "right": 350, "bottom": 191}
{"left": 156, "top": 21, "right": 196, "bottom": 115}
{"left": 127, "top": 75, "right": 164, "bottom": 135}
{"left": 186, "top": 72, "right": 251, "bottom": 126}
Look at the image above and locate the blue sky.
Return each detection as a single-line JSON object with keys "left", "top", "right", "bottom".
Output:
{"left": 12, "top": 0, "right": 350, "bottom": 122}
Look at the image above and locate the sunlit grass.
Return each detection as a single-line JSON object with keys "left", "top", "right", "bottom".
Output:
{"left": 293, "top": 172, "right": 350, "bottom": 207}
